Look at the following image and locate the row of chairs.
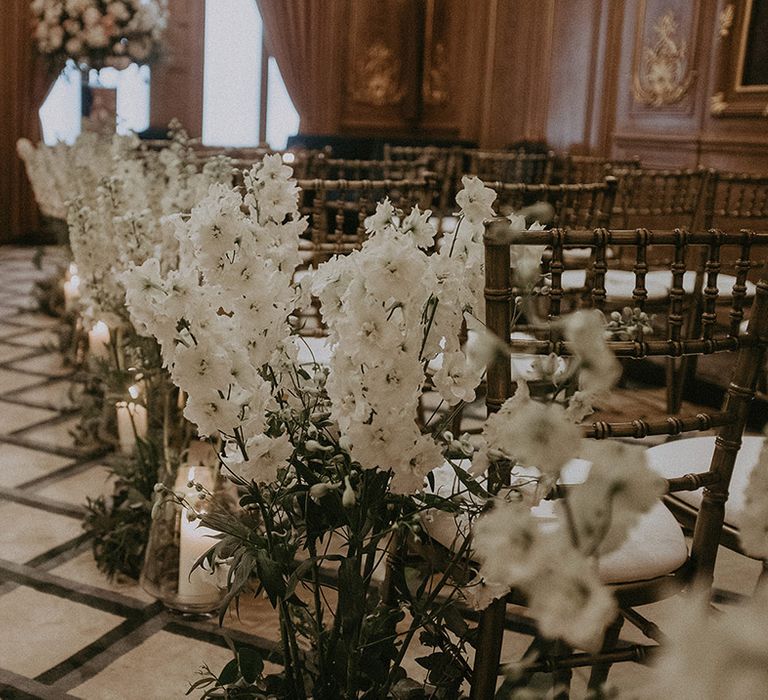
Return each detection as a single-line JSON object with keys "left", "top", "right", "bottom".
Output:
{"left": 461, "top": 222, "right": 768, "bottom": 697}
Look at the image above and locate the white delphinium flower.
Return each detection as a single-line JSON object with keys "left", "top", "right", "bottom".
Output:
{"left": 312, "top": 199, "right": 444, "bottom": 493}
{"left": 565, "top": 309, "right": 622, "bottom": 395}
{"left": 471, "top": 498, "right": 617, "bottom": 653}
{"left": 123, "top": 156, "right": 306, "bottom": 481}
{"left": 739, "top": 437, "right": 768, "bottom": 558}
{"left": 567, "top": 441, "right": 666, "bottom": 554}
{"left": 644, "top": 591, "right": 768, "bottom": 699}
{"left": 526, "top": 544, "right": 617, "bottom": 653}
{"left": 455, "top": 176, "right": 496, "bottom": 224}
{"left": 476, "top": 381, "right": 581, "bottom": 477}
{"left": 221, "top": 433, "right": 293, "bottom": 485}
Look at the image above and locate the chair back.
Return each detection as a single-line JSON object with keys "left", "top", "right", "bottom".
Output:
{"left": 296, "top": 177, "right": 436, "bottom": 265}
{"left": 702, "top": 171, "right": 768, "bottom": 231}
{"left": 561, "top": 154, "right": 642, "bottom": 184}
{"left": 487, "top": 179, "right": 618, "bottom": 230}
{"left": 483, "top": 220, "right": 768, "bottom": 575}
{"left": 384, "top": 145, "right": 464, "bottom": 216}
{"left": 468, "top": 149, "right": 556, "bottom": 185}
{"left": 610, "top": 167, "right": 710, "bottom": 232}
{"left": 313, "top": 157, "right": 424, "bottom": 181}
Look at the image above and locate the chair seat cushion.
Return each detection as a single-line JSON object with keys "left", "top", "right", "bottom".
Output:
{"left": 560, "top": 269, "right": 669, "bottom": 300}
{"left": 645, "top": 271, "right": 757, "bottom": 298}
{"left": 646, "top": 435, "right": 765, "bottom": 529}
{"left": 424, "top": 459, "right": 688, "bottom": 585}
{"left": 560, "top": 269, "right": 756, "bottom": 302}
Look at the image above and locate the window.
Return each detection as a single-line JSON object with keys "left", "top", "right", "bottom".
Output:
{"left": 202, "top": 0, "right": 299, "bottom": 150}
{"left": 39, "top": 60, "right": 151, "bottom": 145}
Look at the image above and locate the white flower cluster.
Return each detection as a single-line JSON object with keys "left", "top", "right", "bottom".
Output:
{"left": 17, "top": 131, "right": 118, "bottom": 219}
{"left": 310, "top": 199, "right": 445, "bottom": 493}
{"left": 122, "top": 156, "right": 306, "bottom": 459}
{"left": 308, "top": 176, "right": 532, "bottom": 493}
{"left": 31, "top": 0, "right": 168, "bottom": 69}
{"left": 63, "top": 127, "right": 235, "bottom": 325}
{"left": 470, "top": 310, "right": 664, "bottom": 652}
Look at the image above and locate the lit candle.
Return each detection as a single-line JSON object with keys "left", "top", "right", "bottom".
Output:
{"left": 116, "top": 385, "right": 148, "bottom": 454}
{"left": 88, "top": 320, "right": 110, "bottom": 359}
{"left": 175, "top": 467, "right": 221, "bottom": 604}
{"left": 63, "top": 274, "right": 80, "bottom": 312}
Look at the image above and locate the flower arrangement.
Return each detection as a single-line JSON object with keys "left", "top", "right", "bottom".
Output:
{"left": 31, "top": 0, "right": 168, "bottom": 71}
{"left": 55, "top": 137, "right": 768, "bottom": 695}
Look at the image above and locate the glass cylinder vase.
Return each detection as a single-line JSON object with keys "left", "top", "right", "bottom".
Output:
{"left": 140, "top": 465, "right": 226, "bottom": 615}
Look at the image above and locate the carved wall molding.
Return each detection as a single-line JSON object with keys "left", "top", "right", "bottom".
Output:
{"left": 632, "top": 9, "right": 694, "bottom": 107}
{"left": 350, "top": 41, "right": 405, "bottom": 107}
{"left": 718, "top": 3, "right": 735, "bottom": 37}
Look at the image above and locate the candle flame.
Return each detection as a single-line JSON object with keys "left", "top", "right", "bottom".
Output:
{"left": 282, "top": 152, "right": 295, "bottom": 164}
{"left": 128, "top": 384, "right": 140, "bottom": 400}
{"left": 93, "top": 320, "right": 108, "bottom": 333}
{"left": 68, "top": 262, "right": 78, "bottom": 277}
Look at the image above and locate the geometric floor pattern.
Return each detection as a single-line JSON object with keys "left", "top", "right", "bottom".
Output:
{"left": 0, "top": 245, "right": 763, "bottom": 698}
{"left": 0, "top": 246, "right": 279, "bottom": 700}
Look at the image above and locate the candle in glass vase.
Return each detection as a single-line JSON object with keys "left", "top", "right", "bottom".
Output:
{"left": 116, "top": 386, "right": 148, "bottom": 454}
{"left": 177, "top": 511, "right": 222, "bottom": 603}
{"left": 176, "top": 466, "right": 221, "bottom": 604}
{"left": 63, "top": 274, "right": 80, "bottom": 312}
{"left": 88, "top": 320, "right": 110, "bottom": 359}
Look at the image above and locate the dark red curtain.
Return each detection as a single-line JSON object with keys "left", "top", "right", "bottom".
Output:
{"left": 256, "top": 0, "right": 343, "bottom": 134}
{"left": 0, "top": 1, "right": 51, "bottom": 242}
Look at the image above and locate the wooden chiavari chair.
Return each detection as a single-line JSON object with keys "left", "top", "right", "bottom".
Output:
{"left": 295, "top": 177, "right": 436, "bottom": 266}
{"left": 312, "top": 157, "right": 425, "bottom": 181}
{"left": 488, "top": 179, "right": 617, "bottom": 229}
{"left": 465, "top": 222, "right": 768, "bottom": 699}
{"left": 560, "top": 154, "right": 641, "bottom": 184}
{"left": 383, "top": 144, "right": 464, "bottom": 227}
{"left": 467, "top": 149, "right": 556, "bottom": 186}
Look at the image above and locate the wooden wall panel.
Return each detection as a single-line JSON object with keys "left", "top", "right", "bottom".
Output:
{"left": 149, "top": 0, "right": 205, "bottom": 136}
{"left": 479, "top": 0, "right": 554, "bottom": 148}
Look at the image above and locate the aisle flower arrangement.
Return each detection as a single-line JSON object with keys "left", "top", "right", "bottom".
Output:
{"left": 31, "top": 0, "right": 168, "bottom": 71}
{"left": 52, "top": 138, "right": 768, "bottom": 695}
{"left": 114, "top": 160, "right": 671, "bottom": 697}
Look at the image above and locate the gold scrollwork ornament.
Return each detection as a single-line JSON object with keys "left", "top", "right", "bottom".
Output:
{"left": 351, "top": 42, "right": 405, "bottom": 107}
{"left": 633, "top": 10, "right": 694, "bottom": 107}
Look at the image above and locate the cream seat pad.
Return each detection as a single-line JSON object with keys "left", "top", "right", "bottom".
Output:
{"left": 424, "top": 457, "right": 688, "bottom": 586}
{"left": 646, "top": 435, "right": 765, "bottom": 530}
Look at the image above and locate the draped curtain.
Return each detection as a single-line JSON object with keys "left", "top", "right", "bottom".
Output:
{"left": 256, "top": 0, "right": 343, "bottom": 135}
{"left": 0, "top": 0, "right": 51, "bottom": 243}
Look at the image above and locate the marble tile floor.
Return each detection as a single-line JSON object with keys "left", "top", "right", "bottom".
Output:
{"left": 0, "top": 245, "right": 762, "bottom": 699}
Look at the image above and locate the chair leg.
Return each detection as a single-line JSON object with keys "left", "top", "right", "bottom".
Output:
{"left": 666, "top": 356, "right": 683, "bottom": 414}
{"left": 587, "top": 614, "right": 624, "bottom": 692}
{"left": 470, "top": 598, "right": 507, "bottom": 700}
{"left": 551, "top": 639, "right": 572, "bottom": 700}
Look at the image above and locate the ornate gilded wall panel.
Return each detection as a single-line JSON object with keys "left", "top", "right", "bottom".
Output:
{"left": 630, "top": 0, "right": 699, "bottom": 114}
{"left": 711, "top": 0, "right": 768, "bottom": 117}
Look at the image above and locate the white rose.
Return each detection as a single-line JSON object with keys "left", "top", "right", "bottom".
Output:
{"left": 48, "top": 25, "right": 64, "bottom": 50}
{"left": 83, "top": 6, "right": 102, "bottom": 26}
{"left": 84, "top": 25, "right": 109, "bottom": 48}
{"left": 107, "top": 1, "right": 130, "bottom": 21}
{"left": 65, "top": 37, "right": 83, "bottom": 56}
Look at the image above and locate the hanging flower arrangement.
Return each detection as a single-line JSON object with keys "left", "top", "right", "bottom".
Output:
{"left": 31, "top": 0, "right": 168, "bottom": 71}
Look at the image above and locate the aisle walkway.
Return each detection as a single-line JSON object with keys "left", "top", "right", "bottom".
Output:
{"left": 0, "top": 247, "right": 279, "bottom": 700}
{"left": 0, "top": 245, "right": 762, "bottom": 699}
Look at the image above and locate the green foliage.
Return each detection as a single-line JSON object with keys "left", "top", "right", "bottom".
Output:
{"left": 83, "top": 438, "right": 162, "bottom": 580}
